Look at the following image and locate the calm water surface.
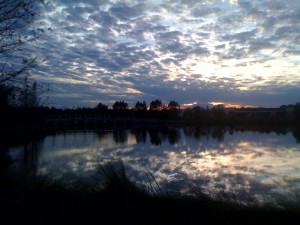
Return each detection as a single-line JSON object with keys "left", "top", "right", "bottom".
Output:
{"left": 8, "top": 127, "right": 300, "bottom": 206}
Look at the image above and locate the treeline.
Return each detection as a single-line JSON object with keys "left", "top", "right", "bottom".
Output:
{"left": 95, "top": 99, "right": 180, "bottom": 111}
{"left": 46, "top": 101, "right": 300, "bottom": 127}
{"left": 1, "top": 100, "right": 300, "bottom": 134}
{"left": 183, "top": 104, "right": 300, "bottom": 127}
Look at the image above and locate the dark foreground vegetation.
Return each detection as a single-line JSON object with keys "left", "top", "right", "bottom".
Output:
{"left": 1, "top": 162, "right": 300, "bottom": 225}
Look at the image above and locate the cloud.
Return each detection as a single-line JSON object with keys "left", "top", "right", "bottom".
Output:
{"left": 109, "top": 3, "right": 146, "bottom": 21}
{"left": 126, "top": 87, "right": 144, "bottom": 94}
{"left": 237, "top": 1, "right": 252, "bottom": 9}
{"left": 192, "top": 6, "right": 223, "bottom": 17}
{"left": 25, "top": 0, "right": 300, "bottom": 107}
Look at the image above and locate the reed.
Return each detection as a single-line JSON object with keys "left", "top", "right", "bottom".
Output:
{"left": 1, "top": 163, "right": 300, "bottom": 225}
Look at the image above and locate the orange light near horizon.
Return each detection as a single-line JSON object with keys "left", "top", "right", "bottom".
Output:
{"left": 210, "top": 102, "right": 225, "bottom": 106}
{"left": 209, "top": 102, "right": 256, "bottom": 108}
{"left": 181, "top": 102, "right": 197, "bottom": 109}
{"left": 224, "top": 104, "right": 256, "bottom": 108}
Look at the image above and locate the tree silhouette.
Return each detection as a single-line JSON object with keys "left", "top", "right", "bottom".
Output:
{"left": 95, "top": 102, "right": 108, "bottom": 111}
{"left": 0, "top": 84, "right": 13, "bottom": 107}
{"left": 113, "top": 101, "right": 128, "bottom": 110}
{"left": 0, "top": 0, "right": 44, "bottom": 84}
{"left": 150, "top": 99, "right": 162, "bottom": 110}
{"left": 211, "top": 104, "right": 226, "bottom": 125}
{"left": 135, "top": 101, "right": 147, "bottom": 111}
{"left": 168, "top": 100, "right": 180, "bottom": 110}
{"left": 18, "top": 78, "right": 39, "bottom": 108}
{"left": 0, "top": 0, "right": 47, "bottom": 108}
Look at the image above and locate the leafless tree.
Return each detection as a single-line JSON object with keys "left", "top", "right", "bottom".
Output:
{"left": 0, "top": 0, "right": 44, "bottom": 84}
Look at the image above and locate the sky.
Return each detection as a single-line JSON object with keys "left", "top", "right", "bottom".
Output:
{"left": 31, "top": 0, "right": 300, "bottom": 108}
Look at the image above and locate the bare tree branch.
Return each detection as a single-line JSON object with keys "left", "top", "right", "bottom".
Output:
{"left": 0, "top": 0, "right": 43, "bottom": 84}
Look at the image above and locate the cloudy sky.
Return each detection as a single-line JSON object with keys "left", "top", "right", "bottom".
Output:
{"left": 32, "top": 0, "right": 300, "bottom": 108}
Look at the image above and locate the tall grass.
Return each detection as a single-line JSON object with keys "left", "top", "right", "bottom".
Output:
{"left": 1, "top": 162, "right": 300, "bottom": 225}
{"left": 93, "top": 161, "right": 147, "bottom": 196}
{"left": 90, "top": 160, "right": 167, "bottom": 203}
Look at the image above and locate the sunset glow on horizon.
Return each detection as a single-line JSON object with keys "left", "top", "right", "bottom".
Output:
{"left": 31, "top": 0, "right": 300, "bottom": 108}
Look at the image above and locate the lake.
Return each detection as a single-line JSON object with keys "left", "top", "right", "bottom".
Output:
{"left": 7, "top": 127, "right": 300, "bottom": 206}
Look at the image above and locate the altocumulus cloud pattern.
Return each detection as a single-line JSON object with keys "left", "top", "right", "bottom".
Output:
{"left": 31, "top": 0, "right": 300, "bottom": 107}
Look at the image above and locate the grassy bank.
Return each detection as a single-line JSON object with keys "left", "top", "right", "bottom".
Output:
{"left": 1, "top": 163, "right": 300, "bottom": 225}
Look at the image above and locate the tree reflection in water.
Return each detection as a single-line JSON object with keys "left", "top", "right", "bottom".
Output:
{"left": 6, "top": 127, "right": 300, "bottom": 206}
{"left": 293, "top": 128, "right": 300, "bottom": 143}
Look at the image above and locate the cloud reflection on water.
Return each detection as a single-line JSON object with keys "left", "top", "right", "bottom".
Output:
{"left": 8, "top": 128, "right": 300, "bottom": 205}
